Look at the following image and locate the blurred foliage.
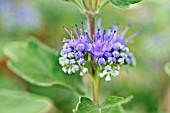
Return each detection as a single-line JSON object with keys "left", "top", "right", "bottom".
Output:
{"left": 0, "top": 69, "right": 21, "bottom": 90}
{"left": 0, "top": 69, "right": 55, "bottom": 113}
{"left": 165, "top": 63, "right": 170, "bottom": 76}
{"left": 27, "top": 84, "right": 80, "bottom": 113}
{"left": 0, "top": 89, "right": 54, "bottom": 113}
{"left": 0, "top": 0, "right": 170, "bottom": 113}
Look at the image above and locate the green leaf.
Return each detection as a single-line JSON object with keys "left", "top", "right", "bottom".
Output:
{"left": 74, "top": 96, "right": 133, "bottom": 113}
{"left": 0, "top": 68, "right": 23, "bottom": 90}
{"left": 0, "top": 89, "right": 54, "bottom": 113}
{"left": 3, "top": 38, "right": 83, "bottom": 94}
{"left": 0, "top": 74, "right": 21, "bottom": 90}
{"left": 165, "top": 62, "right": 170, "bottom": 76}
{"left": 0, "top": 38, "right": 13, "bottom": 60}
{"left": 28, "top": 84, "right": 80, "bottom": 113}
{"left": 108, "top": 0, "right": 142, "bottom": 8}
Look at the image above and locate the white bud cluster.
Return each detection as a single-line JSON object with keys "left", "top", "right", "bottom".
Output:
{"left": 98, "top": 65, "right": 120, "bottom": 81}
{"left": 59, "top": 43, "right": 88, "bottom": 76}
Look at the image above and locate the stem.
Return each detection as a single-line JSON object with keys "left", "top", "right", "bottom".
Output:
{"left": 71, "top": 0, "right": 84, "bottom": 13}
{"left": 92, "top": 76, "right": 101, "bottom": 104}
{"left": 88, "top": 0, "right": 92, "bottom": 9}
{"left": 80, "top": 0, "right": 102, "bottom": 104}
{"left": 81, "top": 0, "right": 88, "bottom": 10}
{"left": 97, "top": 0, "right": 109, "bottom": 13}
{"left": 87, "top": 15, "right": 95, "bottom": 41}
{"left": 94, "top": 0, "right": 99, "bottom": 10}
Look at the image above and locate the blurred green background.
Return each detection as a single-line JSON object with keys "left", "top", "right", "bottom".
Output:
{"left": 0, "top": 0, "right": 170, "bottom": 113}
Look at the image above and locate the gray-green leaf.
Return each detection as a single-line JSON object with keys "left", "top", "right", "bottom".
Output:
{"left": 0, "top": 89, "right": 54, "bottom": 113}
{"left": 3, "top": 38, "right": 83, "bottom": 94}
{"left": 108, "top": 0, "right": 142, "bottom": 8}
{"left": 74, "top": 96, "right": 133, "bottom": 113}
{"left": 165, "top": 62, "right": 170, "bottom": 76}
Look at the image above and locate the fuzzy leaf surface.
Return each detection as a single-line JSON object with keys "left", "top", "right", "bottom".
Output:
{"left": 3, "top": 38, "right": 83, "bottom": 94}
{"left": 0, "top": 89, "right": 53, "bottom": 113}
{"left": 74, "top": 96, "right": 133, "bottom": 113}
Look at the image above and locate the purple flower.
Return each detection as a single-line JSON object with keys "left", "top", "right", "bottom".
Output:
{"left": 78, "top": 58, "right": 85, "bottom": 65}
{"left": 112, "top": 51, "right": 120, "bottom": 58}
{"left": 98, "top": 58, "right": 105, "bottom": 66}
{"left": 76, "top": 44, "right": 85, "bottom": 52}
{"left": 59, "top": 20, "right": 138, "bottom": 80}
{"left": 75, "top": 52, "right": 83, "bottom": 59}
{"left": 104, "top": 52, "right": 112, "bottom": 59}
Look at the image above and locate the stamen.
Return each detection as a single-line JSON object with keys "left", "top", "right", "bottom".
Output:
{"left": 75, "top": 24, "right": 80, "bottom": 36}
{"left": 63, "top": 25, "right": 75, "bottom": 40}
{"left": 97, "top": 28, "right": 100, "bottom": 32}
{"left": 97, "top": 17, "right": 101, "bottom": 29}
{"left": 95, "top": 28, "right": 100, "bottom": 40}
{"left": 125, "top": 31, "right": 140, "bottom": 44}
{"left": 62, "top": 25, "right": 71, "bottom": 36}
{"left": 120, "top": 24, "right": 130, "bottom": 40}
{"left": 85, "top": 32, "right": 90, "bottom": 40}
{"left": 110, "top": 30, "right": 117, "bottom": 42}
{"left": 112, "top": 23, "right": 118, "bottom": 28}
{"left": 113, "top": 26, "right": 118, "bottom": 42}
{"left": 102, "top": 30, "right": 106, "bottom": 41}
{"left": 72, "top": 26, "right": 79, "bottom": 38}
{"left": 81, "top": 21, "right": 85, "bottom": 35}
{"left": 70, "top": 31, "right": 75, "bottom": 39}
{"left": 63, "top": 38, "right": 70, "bottom": 42}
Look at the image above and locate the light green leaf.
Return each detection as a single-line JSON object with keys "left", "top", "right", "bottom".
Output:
{"left": 0, "top": 89, "right": 54, "bottom": 113}
{"left": 0, "top": 74, "right": 21, "bottom": 90}
{"left": 74, "top": 96, "right": 133, "bottom": 113}
{"left": 165, "top": 62, "right": 170, "bottom": 76}
{"left": 0, "top": 38, "right": 12, "bottom": 60}
{"left": 108, "top": 0, "right": 142, "bottom": 8}
{"left": 28, "top": 84, "right": 80, "bottom": 113}
{"left": 3, "top": 38, "right": 83, "bottom": 94}
{"left": 0, "top": 68, "right": 23, "bottom": 90}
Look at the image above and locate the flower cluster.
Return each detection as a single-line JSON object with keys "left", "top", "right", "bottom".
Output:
{"left": 59, "top": 21, "right": 139, "bottom": 81}
{"left": 59, "top": 24, "right": 89, "bottom": 76}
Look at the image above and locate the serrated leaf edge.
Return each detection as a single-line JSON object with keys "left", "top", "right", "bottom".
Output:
{"left": 101, "top": 95, "right": 133, "bottom": 110}
{"left": 73, "top": 95, "right": 133, "bottom": 113}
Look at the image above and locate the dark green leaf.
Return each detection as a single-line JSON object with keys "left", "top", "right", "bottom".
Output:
{"left": 74, "top": 96, "right": 133, "bottom": 113}
{"left": 0, "top": 89, "right": 54, "bottom": 113}
{"left": 165, "top": 62, "right": 170, "bottom": 76}
{"left": 3, "top": 38, "right": 83, "bottom": 94}
{"left": 108, "top": 0, "right": 142, "bottom": 8}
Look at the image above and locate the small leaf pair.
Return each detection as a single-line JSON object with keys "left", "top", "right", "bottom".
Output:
{"left": 74, "top": 95, "right": 133, "bottom": 113}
